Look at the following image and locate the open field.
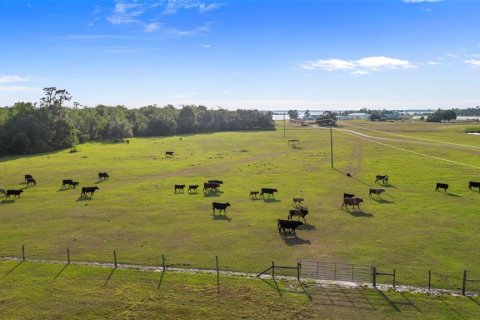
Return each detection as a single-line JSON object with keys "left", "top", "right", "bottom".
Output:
{"left": 0, "top": 120, "right": 479, "bottom": 287}
{"left": 0, "top": 260, "right": 478, "bottom": 319}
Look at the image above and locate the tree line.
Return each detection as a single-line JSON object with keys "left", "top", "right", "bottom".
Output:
{"left": 0, "top": 88, "right": 275, "bottom": 156}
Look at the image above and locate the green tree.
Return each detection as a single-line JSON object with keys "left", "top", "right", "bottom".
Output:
{"left": 177, "top": 105, "right": 197, "bottom": 133}
{"left": 287, "top": 109, "right": 299, "bottom": 119}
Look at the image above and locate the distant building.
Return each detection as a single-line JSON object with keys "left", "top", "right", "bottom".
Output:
{"left": 381, "top": 112, "right": 401, "bottom": 121}
{"left": 317, "top": 119, "right": 337, "bottom": 126}
{"left": 338, "top": 112, "right": 370, "bottom": 120}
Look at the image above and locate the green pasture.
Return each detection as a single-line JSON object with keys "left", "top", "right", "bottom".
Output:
{"left": 0, "top": 260, "right": 478, "bottom": 319}
{"left": 0, "top": 121, "right": 479, "bottom": 283}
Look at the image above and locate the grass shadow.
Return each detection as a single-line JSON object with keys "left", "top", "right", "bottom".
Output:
{"left": 212, "top": 214, "right": 232, "bottom": 221}
{"left": 349, "top": 210, "right": 373, "bottom": 218}
{"left": 333, "top": 168, "right": 372, "bottom": 187}
{"left": 468, "top": 296, "right": 479, "bottom": 305}
{"left": 377, "top": 290, "right": 401, "bottom": 312}
{"left": 54, "top": 264, "right": 69, "bottom": 280}
{"left": 4, "top": 261, "right": 23, "bottom": 277}
{"left": 0, "top": 199, "right": 16, "bottom": 204}
{"left": 103, "top": 268, "right": 116, "bottom": 286}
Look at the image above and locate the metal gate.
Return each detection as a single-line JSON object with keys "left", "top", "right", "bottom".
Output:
{"left": 301, "top": 260, "right": 372, "bottom": 283}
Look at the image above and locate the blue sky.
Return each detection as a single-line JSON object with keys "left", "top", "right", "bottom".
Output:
{"left": 1, "top": 0, "right": 479, "bottom": 110}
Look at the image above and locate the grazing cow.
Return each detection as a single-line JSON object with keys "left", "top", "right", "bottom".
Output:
{"left": 6, "top": 189, "right": 23, "bottom": 199}
{"left": 188, "top": 185, "right": 199, "bottom": 193}
{"left": 174, "top": 184, "right": 185, "bottom": 193}
{"left": 369, "top": 188, "right": 385, "bottom": 198}
{"left": 203, "top": 182, "right": 220, "bottom": 192}
{"left": 260, "top": 188, "right": 278, "bottom": 199}
{"left": 278, "top": 219, "right": 303, "bottom": 236}
{"left": 208, "top": 180, "right": 224, "bottom": 185}
{"left": 343, "top": 193, "right": 355, "bottom": 199}
{"left": 81, "top": 186, "right": 99, "bottom": 197}
{"left": 212, "top": 202, "right": 230, "bottom": 214}
{"left": 165, "top": 151, "right": 174, "bottom": 157}
{"left": 292, "top": 198, "right": 304, "bottom": 207}
{"left": 249, "top": 191, "right": 259, "bottom": 199}
{"left": 24, "top": 174, "right": 33, "bottom": 183}
{"left": 62, "top": 179, "right": 79, "bottom": 189}
{"left": 98, "top": 172, "right": 109, "bottom": 180}
{"left": 288, "top": 208, "right": 309, "bottom": 223}
{"left": 435, "top": 183, "right": 448, "bottom": 192}
{"left": 469, "top": 181, "right": 480, "bottom": 191}
{"left": 26, "top": 177, "right": 36, "bottom": 185}
{"left": 341, "top": 197, "right": 363, "bottom": 210}
{"left": 375, "top": 175, "right": 389, "bottom": 184}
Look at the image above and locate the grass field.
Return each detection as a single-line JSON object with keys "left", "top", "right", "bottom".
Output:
{"left": 0, "top": 120, "right": 479, "bottom": 287}
{"left": 0, "top": 260, "right": 478, "bottom": 319}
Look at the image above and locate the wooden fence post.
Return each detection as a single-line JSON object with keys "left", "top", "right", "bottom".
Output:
{"left": 216, "top": 256, "right": 220, "bottom": 294}
{"left": 372, "top": 267, "right": 377, "bottom": 288}
{"left": 462, "top": 270, "right": 467, "bottom": 296}
{"left": 297, "top": 262, "right": 301, "bottom": 281}
{"left": 114, "top": 250, "right": 117, "bottom": 269}
{"left": 393, "top": 269, "right": 396, "bottom": 288}
{"left": 67, "top": 248, "right": 70, "bottom": 265}
{"left": 428, "top": 270, "right": 431, "bottom": 291}
{"left": 22, "top": 245, "right": 25, "bottom": 262}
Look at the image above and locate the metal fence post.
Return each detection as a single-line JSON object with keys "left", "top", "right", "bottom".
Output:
{"left": 297, "top": 262, "right": 301, "bottom": 281}
{"left": 162, "top": 253, "right": 166, "bottom": 272}
{"left": 428, "top": 270, "right": 431, "bottom": 291}
{"left": 216, "top": 256, "right": 220, "bottom": 294}
{"left": 22, "top": 245, "right": 25, "bottom": 262}
{"left": 372, "top": 267, "right": 377, "bottom": 288}
{"left": 272, "top": 261, "right": 275, "bottom": 280}
{"left": 316, "top": 262, "right": 319, "bottom": 279}
{"left": 67, "top": 248, "right": 70, "bottom": 265}
{"left": 393, "top": 269, "right": 396, "bottom": 288}
{"left": 462, "top": 270, "right": 467, "bottom": 296}
{"left": 114, "top": 250, "right": 117, "bottom": 269}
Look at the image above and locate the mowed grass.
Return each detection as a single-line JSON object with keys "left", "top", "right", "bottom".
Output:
{"left": 0, "top": 260, "right": 479, "bottom": 319}
{"left": 0, "top": 121, "right": 479, "bottom": 281}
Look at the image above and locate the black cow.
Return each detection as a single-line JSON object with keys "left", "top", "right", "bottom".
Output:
{"left": 260, "top": 188, "right": 278, "bottom": 198}
{"left": 24, "top": 174, "right": 33, "bottom": 183}
{"left": 369, "top": 188, "right": 385, "bottom": 198}
{"left": 62, "top": 179, "right": 79, "bottom": 189}
{"left": 203, "top": 182, "right": 220, "bottom": 192}
{"left": 469, "top": 181, "right": 480, "bottom": 191}
{"left": 81, "top": 186, "right": 99, "bottom": 197}
{"left": 343, "top": 193, "right": 355, "bottom": 199}
{"left": 375, "top": 175, "right": 389, "bottom": 184}
{"left": 188, "top": 185, "right": 199, "bottom": 193}
{"left": 341, "top": 197, "right": 363, "bottom": 210}
{"left": 0, "top": 188, "right": 6, "bottom": 197}
{"left": 288, "top": 208, "right": 309, "bottom": 223}
{"left": 435, "top": 183, "right": 448, "bottom": 192}
{"left": 278, "top": 219, "right": 303, "bottom": 236}
{"left": 208, "top": 180, "right": 224, "bottom": 185}
{"left": 212, "top": 202, "right": 230, "bottom": 214}
{"left": 26, "top": 177, "right": 36, "bottom": 186}
{"left": 175, "top": 184, "right": 185, "bottom": 193}
{"left": 6, "top": 189, "right": 23, "bottom": 199}
{"left": 98, "top": 172, "right": 109, "bottom": 180}
{"left": 165, "top": 151, "right": 174, "bottom": 157}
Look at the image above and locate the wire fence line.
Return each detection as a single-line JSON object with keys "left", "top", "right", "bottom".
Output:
{"left": 1, "top": 245, "right": 478, "bottom": 296}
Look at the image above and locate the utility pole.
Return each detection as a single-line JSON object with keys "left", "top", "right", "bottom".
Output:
{"left": 283, "top": 113, "right": 286, "bottom": 138}
{"left": 330, "top": 125, "right": 334, "bottom": 168}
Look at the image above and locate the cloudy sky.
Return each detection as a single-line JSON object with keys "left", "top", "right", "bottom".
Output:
{"left": 1, "top": 0, "right": 479, "bottom": 110}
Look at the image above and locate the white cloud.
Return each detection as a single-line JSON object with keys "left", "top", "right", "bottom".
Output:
{"left": 163, "top": 23, "right": 211, "bottom": 36}
{"left": 144, "top": 22, "right": 161, "bottom": 32}
{"left": 464, "top": 59, "right": 480, "bottom": 67}
{"left": 163, "top": 0, "right": 222, "bottom": 15}
{"left": 301, "top": 56, "right": 415, "bottom": 75}
{"left": 203, "top": 44, "right": 211, "bottom": 48}
{"left": 0, "top": 75, "right": 32, "bottom": 84}
{"left": 107, "top": 1, "right": 145, "bottom": 25}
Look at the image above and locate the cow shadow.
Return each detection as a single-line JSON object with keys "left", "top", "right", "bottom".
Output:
{"left": 297, "top": 223, "right": 315, "bottom": 231}
{"left": 348, "top": 210, "right": 373, "bottom": 217}
{"left": 57, "top": 188, "right": 71, "bottom": 192}
{"left": 250, "top": 198, "right": 261, "bottom": 201}
{"left": 212, "top": 214, "right": 232, "bottom": 221}
{"left": 188, "top": 192, "right": 198, "bottom": 196}
{"left": 379, "top": 183, "right": 396, "bottom": 189}
{"left": 371, "top": 198, "right": 395, "bottom": 204}
{"left": 174, "top": 191, "right": 185, "bottom": 194}
{"left": 94, "top": 180, "right": 106, "bottom": 185}
{"left": 283, "top": 236, "right": 311, "bottom": 245}
{"left": 0, "top": 199, "right": 15, "bottom": 204}
{"left": 263, "top": 198, "right": 281, "bottom": 203}
{"left": 76, "top": 196, "right": 93, "bottom": 201}
{"left": 445, "top": 193, "right": 461, "bottom": 198}
{"left": 203, "top": 191, "right": 221, "bottom": 198}
{"left": 20, "top": 185, "right": 33, "bottom": 190}
{"left": 470, "top": 189, "right": 480, "bottom": 193}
